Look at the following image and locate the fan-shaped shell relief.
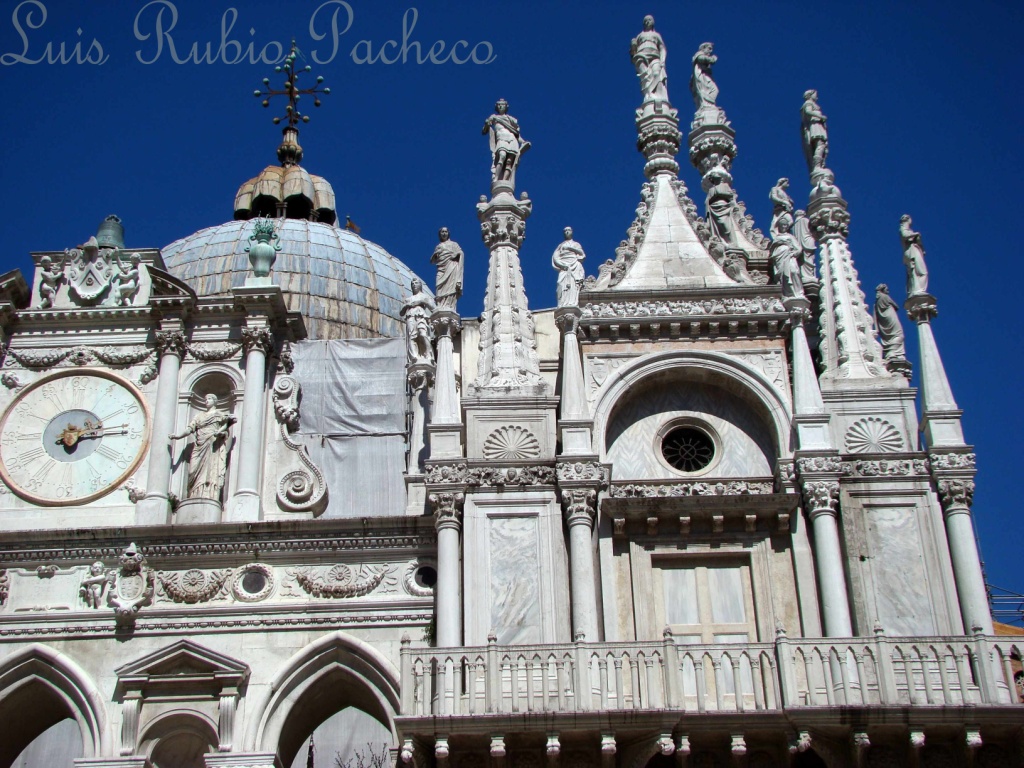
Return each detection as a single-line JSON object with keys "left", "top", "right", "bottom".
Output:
{"left": 844, "top": 417, "right": 904, "bottom": 454}
{"left": 482, "top": 425, "right": 541, "bottom": 460}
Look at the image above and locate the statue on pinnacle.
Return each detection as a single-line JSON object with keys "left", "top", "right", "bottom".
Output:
{"left": 431, "top": 227, "right": 464, "bottom": 311}
{"left": 900, "top": 215, "right": 929, "bottom": 297}
{"left": 689, "top": 42, "right": 719, "bottom": 109}
{"left": 631, "top": 16, "right": 669, "bottom": 104}
{"left": 801, "top": 89, "right": 829, "bottom": 174}
{"left": 482, "top": 99, "right": 530, "bottom": 192}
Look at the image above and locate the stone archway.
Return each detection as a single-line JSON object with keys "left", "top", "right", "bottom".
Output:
{"left": 0, "top": 644, "right": 109, "bottom": 764}
{"left": 247, "top": 631, "right": 400, "bottom": 768}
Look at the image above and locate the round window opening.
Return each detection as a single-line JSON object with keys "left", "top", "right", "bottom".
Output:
{"left": 241, "top": 570, "right": 267, "bottom": 595}
{"left": 661, "top": 426, "right": 715, "bottom": 472}
{"left": 415, "top": 566, "right": 437, "bottom": 589}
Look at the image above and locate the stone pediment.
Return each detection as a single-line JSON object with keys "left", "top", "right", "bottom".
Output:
{"left": 148, "top": 266, "right": 197, "bottom": 300}
{"left": 115, "top": 639, "right": 249, "bottom": 695}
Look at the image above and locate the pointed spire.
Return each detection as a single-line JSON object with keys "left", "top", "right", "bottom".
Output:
{"left": 801, "top": 91, "right": 893, "bottom": 386}
{"left": 473, "top": 100, "right": 545, "bottom": 393}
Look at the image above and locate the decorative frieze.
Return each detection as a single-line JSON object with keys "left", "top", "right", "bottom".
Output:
{"left": 796, "top": 456, "right": 844, "bottom": 475}
{"left": 929, "top": 452, "right": 976, "bottom": 470}
{"left": 845, "top": 458, "right": 929, "bottom": 477}
{"left": 609, "top": 480, "right": 772, "bottom": 498}
{"left": 426, "top": 462, "right": 556, "bottom": 488}
{"left": 581, "top": 296, "right": 784, "bottom": 320}
{"left": 556, "top": 461, "right": 608, "bottom": 485}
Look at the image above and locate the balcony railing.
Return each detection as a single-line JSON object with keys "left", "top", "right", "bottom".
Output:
{"left": 398, "top": 631, "right": 1022, "bottom": 717}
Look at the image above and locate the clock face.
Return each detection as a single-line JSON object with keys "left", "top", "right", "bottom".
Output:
{"left": 0, "top": 369, "right": 151, "bottom": 505}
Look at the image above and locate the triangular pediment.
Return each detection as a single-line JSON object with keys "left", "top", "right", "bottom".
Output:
{"left": 116, "top": 639, "right": 249, "bottom": 683}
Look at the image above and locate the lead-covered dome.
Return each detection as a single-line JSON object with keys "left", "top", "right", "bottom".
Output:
{"left": 163, "top": 219, "right": 422, "bottom": 340}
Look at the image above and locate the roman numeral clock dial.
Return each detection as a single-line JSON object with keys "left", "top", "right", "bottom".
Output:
{"left": 0, "top": 370, "right": 151, "bottom": 505}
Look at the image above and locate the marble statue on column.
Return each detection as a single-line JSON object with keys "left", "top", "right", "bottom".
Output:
{"left": 689, "top": 42, "right": 718, "bottom": 108}
{"left": 482, "top": 99, "right": 530, "bottom": 189}
{"left": 793, "top": 209, "right": 818, "bottom": 286}
{"left": 801, "top": 89, "right": 829, "bottom": 172}
{"left": 431, "top": 228, "right": 464, "bottom": 310}
{"left": 402, "top": 278, "right": 436, "bottom": 365}
{"left": 770, "top": 213, "right": 804, "bottom": 299}
{"left": 900, "top": 214, "right": 929, "bottom": 296}
{"left": 769, "top": 178, "right": 794, "bottom": 236}
{"left": 874, "top": 284, "right": 907, "bottom": 361}
{"left": 552, "top": 227, "right": 586, "bottom": 308}
{"left": 631, "top": 15, "right": 669, "bottom": 103}
{"left": 170, "top": 395, "right": 236, "bottom": 503}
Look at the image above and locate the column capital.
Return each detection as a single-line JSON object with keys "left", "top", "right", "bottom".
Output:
{"left": 801, "top": 479, "right": 839, "bottom": 517}
{"left": 407, "top": 363, "right": 435, "bottom": 391}
{"left": 241, "top": 327, "right": 275, "bottom": 355}
{"left": 429, "top": 308, "right": 462, "bottom": 338}
{"left": 561, "top": 487, "right": 597, "bottom": 527}
{"left": 938, "top": 478, "right": 974, "bottom": 511}
{"left": 783, "top": 296, "right": 812, "bottom": 327}
{"left": 554, "top": 306, "right": 582, "bottom": 335}
{"left": 154, "top": 330, "right": 186, "bottom": 358}
{"left": 905, "top": 292, "right": 938, "bottom": 323}
{"left": 430, "top": 491, "right": 464, "bottom": 530}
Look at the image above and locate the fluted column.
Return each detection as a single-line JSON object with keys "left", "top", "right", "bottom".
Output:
{"left": 136, "top": 327, "right": 186, "bottom": 525}
{"left": 226, "top": 325, "right": 273, "bottom": 522}
{"left": 801, "top": 478, "right": 853, "bottom": 636}
{"left": 561, "top": 488, "right": 599, "bottom": 641}
{"left": 431, "top": 492, "right": 464, "bottom": 647}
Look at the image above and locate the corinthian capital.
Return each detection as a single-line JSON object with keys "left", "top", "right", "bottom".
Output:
{"left": 429, "top": 492, "right": 465, "bottom": 528}
{"left": 561, "top": 488, "right": 597, "bottom": 526}
{"left": 938, "top": 479, "right": 974, "bottom": 510}
{"left": 802, "top": 480, "right": 839, "bottom": 514}
{"left": 241, "top": 327, "right": 275, "bottom": 355}
{"left": 154, "top": 330, "right": 186, "bottom": 358}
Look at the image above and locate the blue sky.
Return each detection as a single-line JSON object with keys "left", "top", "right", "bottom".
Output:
{"left": 1, "top": 1, "right": 1021, "bottom": 607}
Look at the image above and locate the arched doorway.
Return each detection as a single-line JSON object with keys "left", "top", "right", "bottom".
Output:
{"left": 10, "top": 717, "right": 83, "bottom": 768}
{"left": 288, "top": 707, "right": 392, "bottom": 768}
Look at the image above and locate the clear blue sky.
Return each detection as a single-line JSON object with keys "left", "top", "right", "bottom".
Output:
{"left": 1, "top": 1, "right": 1021, "bottom": 602}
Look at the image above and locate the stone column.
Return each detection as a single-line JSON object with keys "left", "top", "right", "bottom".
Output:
{"left": 431, "top": 491, "right": 464, "bottom": 647}
{"left": 407, "top": 364, "right": 434, "bottom": 474}
{"left": 786, "top": 298, "right": 832, "bottom": 452}
{"left": 226, "top": 326, "right": 273, "bottom": 522}
{"left": 561, "top": 488, "right": 599, "bottom": 641}
{"left": 937, "top": 479, "right": 992, "bottom": 634}
{"left": 136, "top": 328, "right": 186, "bottom": 525}
{"left": 906, "top": 294, "right": 964, "bottom": 447}
{"left": 801, "top": 479, "right": 853, "bottom": 636}
{"left": 428, "top": 310, "right": 463, "bottom": 460}
{"left": 554, "top": 308, "right": 594, "bottom": 456}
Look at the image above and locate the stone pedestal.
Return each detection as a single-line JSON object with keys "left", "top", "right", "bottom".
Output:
{"left": 175, "top": 497, "right": 222, "bottom": 524}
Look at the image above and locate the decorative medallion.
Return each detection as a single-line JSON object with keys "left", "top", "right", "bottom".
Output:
{"left": 403, "top": 558, "right": 437, "bottom": 597}
{"left": 844, "top": 417, "right": 904, "bottom": 454}
{"left": 231, "top": 563, "right": 275, "bottom": 603}
{"left": 482, "top": 425, "right": 540, "bottom": 461}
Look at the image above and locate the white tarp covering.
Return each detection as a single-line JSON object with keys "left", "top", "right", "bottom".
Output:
{"left": 290, "top": 339, "right": 409, "bottom": 518}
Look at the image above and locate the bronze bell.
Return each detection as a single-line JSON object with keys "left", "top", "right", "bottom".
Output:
{"left": 95, "top": 214, "right": 125, "bottom": 249}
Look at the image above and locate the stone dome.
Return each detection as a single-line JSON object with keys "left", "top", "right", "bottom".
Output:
{"left": 162, "top": 219, "right": 424, "bottom": 340}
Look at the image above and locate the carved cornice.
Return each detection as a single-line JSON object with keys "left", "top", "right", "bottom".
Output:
{"left": 240, "top": 327, "right": 275, "bottom": 355}
{"left": 937, "top": 479, "right": 974, "bottom": 510}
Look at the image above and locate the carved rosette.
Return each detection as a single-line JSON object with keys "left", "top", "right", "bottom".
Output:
{"left": 561, "top": 488, "right": 597, "bottom": 526}
{"left": 430, "top": 492, "right": 464, "bottom": 530}
{"left": 240, "top": 327, "right": 275, "bottom": 356}
{"left": 154, "top": 331, "right": 187, "bottom": 359}
{"left": 937, "top": 479, "right": 974, "bottom": 511}
{"left": 802, "top": 481, "right": 839, "bottom": 516}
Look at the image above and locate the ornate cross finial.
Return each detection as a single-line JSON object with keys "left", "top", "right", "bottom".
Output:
{"left": 253, "top": 40, "right": 331, "bottom": 166}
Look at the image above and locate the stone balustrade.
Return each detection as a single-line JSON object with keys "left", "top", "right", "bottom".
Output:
{"left": 399, "top": 632, "right": 1022, "bottom": 717}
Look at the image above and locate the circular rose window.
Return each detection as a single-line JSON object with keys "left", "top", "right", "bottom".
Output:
{"left": 661, "top": 426, "right": 715, "bottom": 472}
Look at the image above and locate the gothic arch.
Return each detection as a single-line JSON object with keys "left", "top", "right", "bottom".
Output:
{"left": 0, "top": 643, "right": 110, "bottom": 762}
{"left": 245, "top": 631, "right": 401, "bottom": 766}
{"left": 590, "top": 349, "right": 793, "bottom": 462}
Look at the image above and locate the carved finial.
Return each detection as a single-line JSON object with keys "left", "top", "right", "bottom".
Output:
{"left": 253, "top": 40, "right": 330, "bottom": 166}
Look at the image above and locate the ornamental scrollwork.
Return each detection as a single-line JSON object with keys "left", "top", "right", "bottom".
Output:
{"left": 156, "top": 568, "right": 232, "bottom": 604}
{"left": 272, "top": 376, "right": 301, "bottom": 433}
{"left": 271, "top": 375, "right": 328, "bottom": 515}
{"left": 938, "top": 479, "right": 974, "bottom": 510}
{"left": 802, "top": 481, "right": 839, "bottom": 513}
{"left": 290, "top": 563, "right": 392, "bottom": 599}
{"left": 610, "top": 480, "right": 773, "bottom": 498}
{"left": 929, "top": 452, "right": 976, "bottom": 470}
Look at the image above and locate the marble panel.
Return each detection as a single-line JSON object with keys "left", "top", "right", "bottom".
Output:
{"left": 488, "top": 516, "right": 542, "bottom": 645}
